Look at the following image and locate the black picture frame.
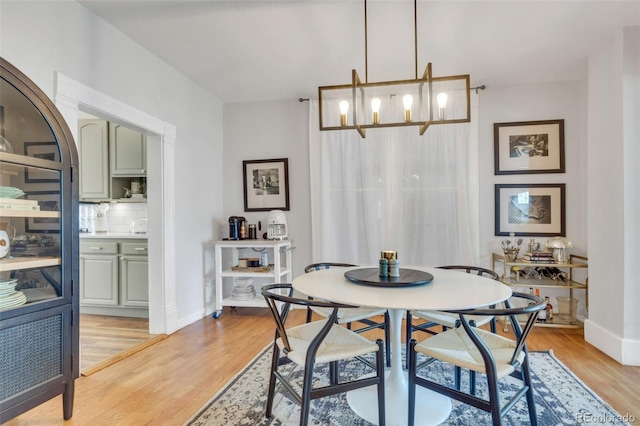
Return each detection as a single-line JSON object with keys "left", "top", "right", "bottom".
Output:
{"left": 494, "top": 119, "right": 565, "bottom": 175}
{"left": 495, "top": 183, "right": 565, "bottom": 236}
{"left": 243, "top": 158, "right": 290, "bottom": 212}
{"left": 24, "top": 191, "right": 61, "bottom": 233}
{"left": 24, "top": 141, "right": 60, "bottom": 183}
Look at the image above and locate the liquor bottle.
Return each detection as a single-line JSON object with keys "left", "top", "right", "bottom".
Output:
{"left": 545, "top": 296, "right": 553, "bottom": 321}
{"left": 535, "top": 289, "right": 547, "bottom": 321}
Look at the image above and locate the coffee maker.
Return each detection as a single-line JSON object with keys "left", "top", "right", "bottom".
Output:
{"left": 228, "top": 216, "right": 246, "bottom": 240}
{"left": 266, "top": 210, "right": 288, "bottom": 240}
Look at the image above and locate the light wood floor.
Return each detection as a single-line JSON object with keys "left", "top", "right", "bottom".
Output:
{"left": 79, "top": 314, "right": 167, "bottom": 376}
{"left": 6, "top": 308, "right": 640, "bottom": 425}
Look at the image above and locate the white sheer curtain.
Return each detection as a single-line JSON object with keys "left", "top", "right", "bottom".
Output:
{"left": 309, "top": 94, "right": 480, "bottom": 266}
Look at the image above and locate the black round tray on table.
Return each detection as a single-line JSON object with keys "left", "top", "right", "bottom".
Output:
{"left": 344, "top": 267, "right": 434, "bottom": 287}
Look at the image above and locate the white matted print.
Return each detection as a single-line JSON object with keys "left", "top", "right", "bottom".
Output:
{"left": 494, "top": 120, "right": 564, "bottom": 175}
{"left": 243, "top": 158, "right": 290, "bottom": 212}
{"left": 495, "top": 184, "right": 565, "bottom": 236}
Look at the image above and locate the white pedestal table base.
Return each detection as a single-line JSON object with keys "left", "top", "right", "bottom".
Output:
{"left": 346, "top": 308, "right": 452, "bottom": 426}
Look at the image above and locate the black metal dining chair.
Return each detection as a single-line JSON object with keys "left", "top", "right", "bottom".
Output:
{"left": 407, "top": 291, "right": 545, "bottom": 426}
{"left": 262, "top": 283, "right": 386, "bottom": 426}
{"left": 405, "top": 265, "right": 500, "bottom": 372}
{"left": 304, "top": 262, "right": 391, "bottom": 366}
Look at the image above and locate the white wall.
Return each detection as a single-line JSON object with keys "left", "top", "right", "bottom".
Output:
{"left": 223, "top": 100, "right": 311, "bottom": 278}
{"left": 585, "top": 26, "right": 640, "bottom": 365}
{"left": 477, "top": 80, "right": 589, "bottom": 317}
{"left": 0, "top": 1, "right": 224, "bottom": 331}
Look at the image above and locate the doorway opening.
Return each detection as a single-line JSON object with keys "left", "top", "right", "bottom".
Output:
{"left": 54, "top": 72, "right": 177, "bottom": 336}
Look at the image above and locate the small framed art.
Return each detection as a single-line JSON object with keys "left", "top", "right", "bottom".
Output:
{"left": 243, "top": 158, "right": 290, "bottom": 212}
{"left": 495, "top": 183, "right": 565, "bottom": 236}
{"left": 494, "top": 119, "right": 564, "bottom": 175}
{"left": 24, "top": 142, "right": 61, "bottom": 183}
{"left": 24, "top": 191, "right": 60, "bottom": 233}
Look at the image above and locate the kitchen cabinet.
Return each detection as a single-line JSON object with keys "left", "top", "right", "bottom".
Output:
{"left": 109, "top": 123, "right": 146, "bottom": 177}
{"left": 77, "top": 120, "right": 146, "bottom": 201}
{"left": 79, "top": 241, "right": 118, "bottom": 306}
{"left": 0, "top": 57, "right": 79, "bottom": 422}
{"left": 78, "top": 119, "right": 110, "bottom": 200}
{"left": 120, "top": 242, "right": 149, "bottom": 307}
{"left": 492, "top": 252, "right": 588, "bottom": 328}
{"left": 80, "top": 238, "right": 148, "bottom": 317}
{"left": 213, "top": 240, "right": 292, "bottom": 318}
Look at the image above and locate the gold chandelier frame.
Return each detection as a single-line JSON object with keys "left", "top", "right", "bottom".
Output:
{"left": 318, "top": 0, "right": 471, "bottom": 138}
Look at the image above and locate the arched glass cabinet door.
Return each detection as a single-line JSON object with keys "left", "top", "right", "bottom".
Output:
{"left": 0, "top": 57, "right": 78, "bottom": 316}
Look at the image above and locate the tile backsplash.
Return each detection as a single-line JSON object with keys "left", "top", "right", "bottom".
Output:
{"left": 79, "top": 202, "right": 148, "bottom": 234}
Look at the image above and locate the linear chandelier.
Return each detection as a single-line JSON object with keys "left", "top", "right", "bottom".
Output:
{"left": 318, "top": 0, "right": 471, "bottom": 138}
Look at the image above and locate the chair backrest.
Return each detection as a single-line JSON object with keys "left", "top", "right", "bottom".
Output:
{"left": 444, "top": 292, "right": 545, "bottom": 367}
{"left": 304, "top": 262, "right": 357, "bottom": 273}
{"left": 261, "top": 283, "right": 356, "bottom": 353}
{"left": 437, "top": 265, "right": 500, "bottom": 281}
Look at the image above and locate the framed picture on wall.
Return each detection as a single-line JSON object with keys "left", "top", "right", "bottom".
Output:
{"left": 495, "top": 183, "right": 565, "bottom": 236}
{"left": 24, "top": 142, "right": 61, "bottom": 183}
{"left": 243, "top": 158, "right": 290, "bottom": 211}
{"left": 494, "top": 119, "right": 565, "bottom": 175}
{"left": 24, "top": 191, "right": 60, "bottom": 233}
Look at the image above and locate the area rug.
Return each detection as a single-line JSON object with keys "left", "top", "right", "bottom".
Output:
{"left": 185, "top": 345, "right": 631, "bottom": 426}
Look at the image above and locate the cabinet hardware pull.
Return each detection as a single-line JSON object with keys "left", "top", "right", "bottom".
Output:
{"left": 89, "top": 247, "right": 103, "bottom": 250}
{"left": 134, "top": 247, "right": 147, "bottom": 251}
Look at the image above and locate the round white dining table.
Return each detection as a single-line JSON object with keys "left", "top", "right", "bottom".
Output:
{"left": 292, "top": 265, "right": 512, "bottom": 426}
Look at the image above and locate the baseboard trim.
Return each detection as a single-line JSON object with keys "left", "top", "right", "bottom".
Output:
{"left": 584, "top": 319, "right": 640, "bottom": 366}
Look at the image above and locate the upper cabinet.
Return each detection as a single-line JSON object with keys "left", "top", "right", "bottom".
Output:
{"left": 0, "top": 57, "right": 79, "bottom": 421}
{"left": 78, "top": 119, "right": 146, "bottom": 201}
{"left": 109, "top": 122, "right": 146, "bottom": 176}
{"left": 78, "top": 119, "right": 109, "bottom": 200}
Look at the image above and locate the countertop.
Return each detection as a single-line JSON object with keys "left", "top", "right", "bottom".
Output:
{"left": 80, "top": 232, "right": 147, "bottom": 240}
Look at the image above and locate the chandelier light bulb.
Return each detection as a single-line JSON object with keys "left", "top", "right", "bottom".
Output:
{"left": 437, "top": 92, "right": 448, "bottom": 120}
{"left": 371, "top": 97, "right": 381, "bottom": 125}
{"left": 437, "top": 92, "right": 448, "bottom": 108}
{"left": 403, "top": 94, "right": 413, "bottom": 122}
{"left": 339, "top": 100, "right": 349, "bottom": 126}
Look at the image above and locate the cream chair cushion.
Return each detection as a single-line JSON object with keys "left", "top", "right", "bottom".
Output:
{"left": 310, "top": 306, "right": 387, "bottom": 323}
{"left": 411, "top": 310, "right": 493, "bottom": 329}
{"left": 415, "top": 326, "right": 526, "bottom": 378}
{"left": 277, "top": 320, "right": 379, "bottom": 365}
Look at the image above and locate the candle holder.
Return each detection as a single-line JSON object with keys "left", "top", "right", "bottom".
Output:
{"left": 503, "top": 247, "right": 520, "bottom": 263}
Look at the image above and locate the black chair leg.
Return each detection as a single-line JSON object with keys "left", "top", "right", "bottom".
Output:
{"left": 454, "top": 366, "right": 462, "bottom": 390}
{"left": 329, "top": 360, "right": 338, "bottom": 385}
{"left": 375, "top": 339, "right": 386, "bottom": 426}
{"left": 486, "top": 371, "right": 501, "bottom": 426}
{"left": 407, "top": 339, "right": 417, "bottom": 426}
{"left": 383, "top": 311, "right": 391, "bottom": 368}
{"left": 470, "top": 370, "right": 476, "bottom": 395}
{"left": 265, "top": 345, "right": 280, "bottom": 419}
{"left": 300, "top": 364, "right": 315, "bottom": 425}
{"left": 405, "top": 311, "right": 413, "bottom": 369}
{"left": 522, "top": 354, "right": 539, "bottom": 426}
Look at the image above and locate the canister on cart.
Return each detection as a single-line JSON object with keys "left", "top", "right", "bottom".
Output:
{"left": 261, "top": 251, "right": 269, "bottom": 267}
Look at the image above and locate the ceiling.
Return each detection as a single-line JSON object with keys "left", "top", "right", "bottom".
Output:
{"left": 77, "top": 0, "right": 640, "bottom": 104}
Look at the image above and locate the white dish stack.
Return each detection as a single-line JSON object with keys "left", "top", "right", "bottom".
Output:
{"left": 231, "top": 278, "right": 255, "bottom": 300}
{"left": 0, "top": 278, "right": 27, "bottom": 310}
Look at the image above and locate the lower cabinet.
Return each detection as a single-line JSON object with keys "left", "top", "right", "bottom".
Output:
{"left": 80, "top": 239, "right": 148, "bottom": 317}
{"left": 120, "top": 243, "right": 149, "bottom": 308}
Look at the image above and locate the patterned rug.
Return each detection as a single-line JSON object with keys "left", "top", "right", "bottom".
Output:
{"left": 185, "top": 345, "right": 631, "bottom": 426}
